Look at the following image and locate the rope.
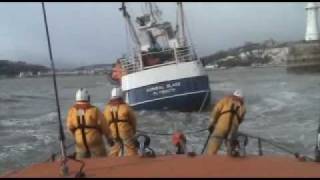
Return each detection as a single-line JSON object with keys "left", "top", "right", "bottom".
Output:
{"left": 51, "top": 130, "right": 316, "bottom": 163}
{"left": 198, "top": 91, "right": 210, "bottom": 113}
{"left": 201, "top": 130, "right": 212, "bottom": 154}
{"left": 44, "top": 142, "right": 75, "bottom": 163}
{"left": 44, "top": 142, "right": 86, "bottom": 177}
{"left": 136, "top": 128, "right": 208, "bottom": 136}
{"left": 238, "top": 131, "right": 315, "bottom": 161}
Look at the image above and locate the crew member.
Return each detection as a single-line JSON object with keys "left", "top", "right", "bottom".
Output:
{"left": 66, "top": 88, "right": 111, "bottom": 159}
{"left": 104, "top": 87, "right": 138, "bottom": 157}
{"left": 207, "top": 89, "right": 246, "bottom": 155}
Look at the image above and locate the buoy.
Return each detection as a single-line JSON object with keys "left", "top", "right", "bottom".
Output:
{"left": 172, "top": 132, "right": 187, "bottom": 154}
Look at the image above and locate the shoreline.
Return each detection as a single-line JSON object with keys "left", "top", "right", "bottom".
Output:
{"left": 0, "top": 73, "right": 107, "bottom": 80}
{"left": 205, "top": 64, "right": 287, "bottom": 71}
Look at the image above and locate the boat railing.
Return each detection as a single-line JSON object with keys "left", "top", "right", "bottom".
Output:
{"left": 143, "top": 60, "right": 177, "bottom": 70}
{"left": 119, "top": 58, "right": 141, "bottom": 74}
{"left": 175, "top": 46, "right": 195, "bottom": 62}
{"left": 119, "top": 46, "right": 197, "bottom": 74}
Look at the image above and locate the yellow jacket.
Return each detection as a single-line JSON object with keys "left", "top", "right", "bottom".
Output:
{"left": 104, "top": 100, "right": 136, "bottom": 141}
{"left": 209, "top": 95, "right": 246, "bottom": 128}
{"left": 66, "top": 103, "right": 110, "bottom": 150}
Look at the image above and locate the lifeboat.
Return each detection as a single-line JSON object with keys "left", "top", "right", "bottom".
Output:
{"left": 3, "top": 131, "right": 320, "bottom": 178}
{"left": 3, "top": 154, "right": 320, "bottom": 178}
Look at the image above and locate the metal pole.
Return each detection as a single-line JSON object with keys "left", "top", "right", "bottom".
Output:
{"left": 258, "top": 138, "right": 263, "bottom": 156}
{"left": 315, "top": 117, "right": 320, "bottom": 162}
{"left": 198, "top": 91, "right": 209, "bottom": 113}
{"left": 201, "top": 131, "right": 212, "bottom": 154}
{"left": 41, "top": 2, "right": 68, "bottom": 176}
{"left": 177, "top": 2, "right": 187, "bottom": 47}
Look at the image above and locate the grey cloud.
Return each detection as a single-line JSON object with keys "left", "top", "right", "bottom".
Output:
{"left": 0, "top": 2, "right": 307, "bottom": 68}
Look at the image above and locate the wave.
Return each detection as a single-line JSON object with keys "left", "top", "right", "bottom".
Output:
{"left": 0, "top": 112, "right": 58, "bottom": 128}
{"left": 10, "top": 94, "right": 52, "bottom": 100}
{"left": 0, "top": 94, "right": 53, "bottom": 105}
{"left": 0, "top": 97, "right": 20, "bottom": 103}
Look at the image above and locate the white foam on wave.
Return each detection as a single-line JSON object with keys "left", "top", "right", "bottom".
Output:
{"left": 213, "top": 82, "right": 235, "bottom": 91}
{"left": 95, "top": 81, "right": 108, "bottom": 86}
{"left": 263, "top": 98, "right": 286, "bottom": 112}
{"left": 276, "top": 91, "right": 299, "bottom": 101}
{"left": 1, "top": 143, "right": 34, "bottom": 155}
{"left": 0, "top": 112, "right": 57, "bottom": 127}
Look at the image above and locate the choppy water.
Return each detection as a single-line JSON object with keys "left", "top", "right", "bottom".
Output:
{"left": 1, "top": 67, "right": 320, "bottom": 174}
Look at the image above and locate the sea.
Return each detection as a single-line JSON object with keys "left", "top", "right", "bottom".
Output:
{"left": 1, "top": 66, "right": 320, "bottom": 174}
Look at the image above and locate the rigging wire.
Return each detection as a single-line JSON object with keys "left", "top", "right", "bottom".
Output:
{"left": 137, "top": 127, "right": 314, "bottom": 162}
{"left": 41, "top": 1, "right": 67, "bottom": 163}
{"left": 124, "top": 16, "right": 131, "bottom": 58}
{"left": 120, "top": 2, "right": 141, "bottom": 51}
{"left": 137, "top": 128, "right": 208, "bottom": 136}
{"left": 41, "top": 2, "right": 86, "bottom": 177}
{"left": 238, "top": 131, "right": 315, "bottom": 161}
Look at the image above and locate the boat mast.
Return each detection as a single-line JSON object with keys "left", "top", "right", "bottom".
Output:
{"left": 177, "top": 2, "right": 187, "bottom": 47}
{"left": 119, "top": 2, "right": 141, "bottom": 49}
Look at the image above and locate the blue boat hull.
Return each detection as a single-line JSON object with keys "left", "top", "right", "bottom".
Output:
{"left": 125, "top": 75, "right": 211, "bottom": 112}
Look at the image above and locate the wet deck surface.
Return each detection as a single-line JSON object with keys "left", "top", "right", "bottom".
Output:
{"left": 4, "top": 154, "right": 320, "bottom": 178}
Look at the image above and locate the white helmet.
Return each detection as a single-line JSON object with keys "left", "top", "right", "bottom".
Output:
{"left": 233, "top": 89, "right": 243, "bottom": 98}
{"left": 111, "top": 87, "right": 122, "bottom": 100}
{"left": 75, "top": 88, "right": 90, "bottom": 102}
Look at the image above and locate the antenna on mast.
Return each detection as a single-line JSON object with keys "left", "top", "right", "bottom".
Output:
{"left": 177, "top": 2, "right": 187, "bottom": 47}
{"left": 146, "top": 2, "right": 162, "bottom": 23}
{"left": 119, "top": 2, "right": 141, "bottom": 49}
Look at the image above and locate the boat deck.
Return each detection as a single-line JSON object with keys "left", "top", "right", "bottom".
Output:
{"left": 4, "top": 154, "right": 320, "bottom": 178}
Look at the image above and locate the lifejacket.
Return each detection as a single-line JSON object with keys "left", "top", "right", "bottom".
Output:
{"left": 109, "top": 103, "right": 134, "bottom": 156}
{"left": 72, "top": 104, "right": 102, "bottom": 157}
{"left": 216, "top": 104, "right": 243, "bottom": 125}
{"left": 104, "top": 98, "right": 136, "bottom": 142}
{"left": 109, "top": 104, "right": 133, "bottom": 141}
{"left": 213, "top": 98, "right": 245, "bottom": 140}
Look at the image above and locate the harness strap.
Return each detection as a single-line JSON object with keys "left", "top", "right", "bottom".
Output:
{"left": 75, "top": 125, "right": 101, "bottom": 132}
{"left": 110, "top": 105, "right": 125, "bottom": 156}
{"left": 109, "top": 107, "right": 132, "bottom": 127}
{"left": 110, "top": 106, "right": 121, "bottom": 142}
{"left": 218, "top": 104, "right": 243, "bottom": 124}
{"left": 225, "top": 104, "right": 240, "bottom": 138}
{"left": 76, "top": 109, "right": 91, "bottom": 157}
{"left": 110, "top": 119, "right": 130, "bottom": 124}
{"left": 72, "top": 107, "right": 102, "bottom": 134}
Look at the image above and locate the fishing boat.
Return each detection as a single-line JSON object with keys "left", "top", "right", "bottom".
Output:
{"left": 111, "top": 2, "right": 211, "bottom": 112}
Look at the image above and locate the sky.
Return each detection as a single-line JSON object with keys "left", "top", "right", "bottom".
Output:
{"left": 0, "top": 2, "right": 307, "bottom": 68}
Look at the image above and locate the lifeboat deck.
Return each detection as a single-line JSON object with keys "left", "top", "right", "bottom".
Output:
{"left": 4, "top": 154, "right": 320, "bottom": 178}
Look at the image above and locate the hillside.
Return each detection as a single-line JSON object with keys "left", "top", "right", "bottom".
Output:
{"left": 200, "top": 39, "right": 298, "bottom": 68}
{"left": 0, "top": 60, "right": 49, "bottom": 77}
{"left": 74, "top": 64, "right": 113, "bottom": 71}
